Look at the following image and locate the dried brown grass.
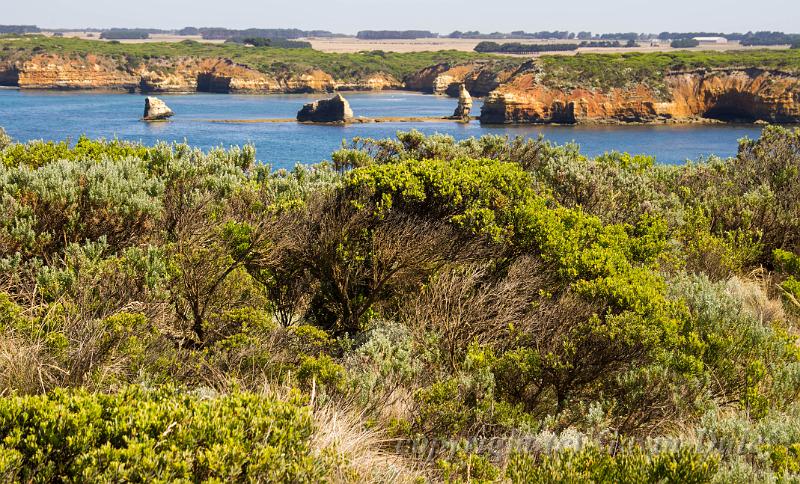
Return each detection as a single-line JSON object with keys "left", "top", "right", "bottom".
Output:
{"left": 311, "top": 403, "right": 425, "bottom": 483}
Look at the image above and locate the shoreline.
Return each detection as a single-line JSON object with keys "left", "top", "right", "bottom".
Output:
{"left": 206, "top": 116, "right": 476, "bottom": 124}
{"left": 1, "top": 88, "right": 795, "bottom": 127}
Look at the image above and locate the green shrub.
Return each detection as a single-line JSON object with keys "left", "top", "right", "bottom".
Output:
{"left": 765, "top": 443, "right": 800, "bottom": 474}
{"left": 775, "top": 249, "right": 800, "bottom": 310}
{"left": 298, "top": 354, "right": 346, "bottom": 392}
{"left": 506, "top": 446, "right": 719, "bottom": 483}
{"left": 438, "top": 450, "right": 500, "bottom": 483}
{"left": 0, "top": 135, "right": 151, "bottom": 168}
{"left": 0, "top": 386, "right": 331, "bottom": 482}
{"left": 667, "top": 273, "right": 799, "bottom": 417}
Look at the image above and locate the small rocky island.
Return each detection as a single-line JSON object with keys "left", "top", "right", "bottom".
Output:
{"left": 452, "top": 84, "right": 473, "bottom": 121}
{"left": 143, "top": 97, "right": 174, "bottom": 121}
{"left": 297, "top": 93, "right": 354, "bottom": 123}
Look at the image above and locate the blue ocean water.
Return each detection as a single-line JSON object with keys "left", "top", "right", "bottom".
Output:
{"left": 0, "top": 89, "right": 766, "bottom": 168}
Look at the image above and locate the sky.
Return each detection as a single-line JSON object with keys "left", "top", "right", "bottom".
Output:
{"left": 5, "top": 0, "right": 799, "bottom": 34}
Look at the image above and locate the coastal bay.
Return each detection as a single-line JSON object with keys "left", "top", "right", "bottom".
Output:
{"left": 0, "top": 89, "right": 765, "bottom": 165}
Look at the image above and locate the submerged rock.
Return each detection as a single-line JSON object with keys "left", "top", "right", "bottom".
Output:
{"left": 452, "top": 84, "right": 473, "bottom": 121}
{"left": 143, "top": 96, "right": 174, "bottom": 120}
{"left": 297, "top": 93, "right": 354, "bottom": 123}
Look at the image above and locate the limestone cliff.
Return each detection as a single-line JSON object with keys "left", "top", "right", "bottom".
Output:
{"left": 11, "top": 54, "right": 139, "bottom": 90}
{"left": 403, "top": 61, "right": 518, "bottom": 97}
{"left": 3, "top": 52, "right": 799, "bottom": 124}
{"left": 0, "top": 54, "right": 396, "bottom": 94}
{"left": 480, "top": 67, "right": 800, "bottom": 124}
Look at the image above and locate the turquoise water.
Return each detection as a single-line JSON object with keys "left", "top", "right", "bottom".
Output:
{"left": 0, "top": 89, "right": 766, "bottom": 167}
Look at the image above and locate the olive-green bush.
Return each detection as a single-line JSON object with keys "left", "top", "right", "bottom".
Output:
{"left": 0, "top": 386, "right": 330, "bottom": 482}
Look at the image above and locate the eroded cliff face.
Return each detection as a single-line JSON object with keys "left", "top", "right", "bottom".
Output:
{"left": 0, "top": 54, "right": 399, "bottom": 94}
{"left": 480, "top": 68, "right": 800, "bottom": 124}
{"left": 5, "top": 53, "right": 799, "bottom": 124}
{"left": 13, "top": 54, "right": 139, "bottom": 90}
{"left": 403, "top": 61, "right": 519, "bottom": 97}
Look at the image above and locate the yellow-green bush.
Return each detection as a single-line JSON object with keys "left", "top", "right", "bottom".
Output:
{"left": 506, "top": 447, "right": 719, "bottom": 484}
{"left": 0, "top": 386, "right": 331, "bottom": 482}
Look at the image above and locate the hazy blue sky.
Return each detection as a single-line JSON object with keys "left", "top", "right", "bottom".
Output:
{"left": 6, "top": 0, "right": 799, "bottom": 33}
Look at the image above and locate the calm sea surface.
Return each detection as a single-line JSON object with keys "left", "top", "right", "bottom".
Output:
{"left": 0, "top": 89, "right": 766, "bottom": 168}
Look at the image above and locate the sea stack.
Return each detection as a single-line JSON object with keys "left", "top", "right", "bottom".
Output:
{"left": 143, "top": 96, "right": 174, "bottom": 121}
{"left": 297, "top": 93, "right": 354, "bottom": 123}
{"left": 452, "top": 85, "right": 473, "bottom": 121}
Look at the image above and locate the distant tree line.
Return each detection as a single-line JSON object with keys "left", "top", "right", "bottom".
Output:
{"left": 597, "top": 32, "right": 641, "bottom": 41}
{"left": 356, "top": 30, "right": 437, "bottom": 40}
{"left": 511, "top": 31, "right": 574, "bottom": 39}
{"left": 739, "top": 31, "right": 800, "bottom": 46}
{"left": 474, "top": 41, "right": 578, "bottom": 54}
{"left": 224, "top": 37, "right": 312, "bottom": 49}
{"left": 100, "top": 29, "right": 150, "bottom": 40}
{"left": 178, "top": 27, "right": 200, "bottom": 36}
{"left": 579, "top": 40, "right": 638, "bottom": 48}
{"left": 659, "top": 31, "right": 800, "bottom": 45}
{"left": 448, "top": 30, "right": 575, "bottom": 39}
{"left": 0, "top": 25, "right": 40, "bottom": 34}
{"left": 670, "top": 38, "right": 700, "bottom": 48}
{"left": 659, "top": 32, "right": 731, "bottom": 40}
{"left": 450, "top": 30, "right": 800, "bottom": 45}
{"left": 197, "top": 28, "right": 338, "bottom": 40}
{"left": 474, "top": 40, "right": 642, "bottom": 54}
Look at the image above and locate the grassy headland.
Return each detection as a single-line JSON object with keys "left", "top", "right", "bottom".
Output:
{"left": 537, "top": 49, "right": 800, "bottom": 93}
{"left": 3, "top": 36, "right": 800, "bottom": 91}
{"left": 0, "top": 36, "right": 505, "bottom": 80}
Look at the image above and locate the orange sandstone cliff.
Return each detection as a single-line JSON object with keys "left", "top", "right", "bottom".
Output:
{"left": 403, "top": 61, "right": 519, "bottom": 96}
{"left": 479, "top": 67, "right": 800, "bottom": 124}
{"left": 2, "top": 54, "right": 799, "bottom": 124}
{"left": 0, "top": 54, "right": 401, "bottom": 94}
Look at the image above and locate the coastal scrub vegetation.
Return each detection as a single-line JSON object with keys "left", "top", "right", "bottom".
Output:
{"left": 0, "top": 126, "right": 799, "bottom": 481}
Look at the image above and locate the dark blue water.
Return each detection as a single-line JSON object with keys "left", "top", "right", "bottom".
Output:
{"left": 1, "top": 89, "right": 765, "bottom": 167}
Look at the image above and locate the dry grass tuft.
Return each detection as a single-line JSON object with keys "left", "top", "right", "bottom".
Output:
{"left": 311, "top": 403, "right": 424, "bottom": 483}
{"left": 0, "top": 335, "right": 62, "bottom": 395}
{"left": 727, "top": 272, "right": 785, "bottom": 325}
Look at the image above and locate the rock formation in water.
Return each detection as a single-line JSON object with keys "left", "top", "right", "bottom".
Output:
{"left": 297, "top": 93, "right": 354, "bottom": 123}
{"left": 143, "top": 96, "right": 174, "bottom": 120}
{"left": 452, "top": 84, "right": 473, "bottom": 120}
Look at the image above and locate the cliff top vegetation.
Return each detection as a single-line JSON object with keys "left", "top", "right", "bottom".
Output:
{"left": 536, "top": 48, "right": 800, "bottom": 94}
{"left": 0, "top": 36, "right": 499, "bottom": 80}
{"left": 4, "top": 37, "right": 800, "bottom": 91}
